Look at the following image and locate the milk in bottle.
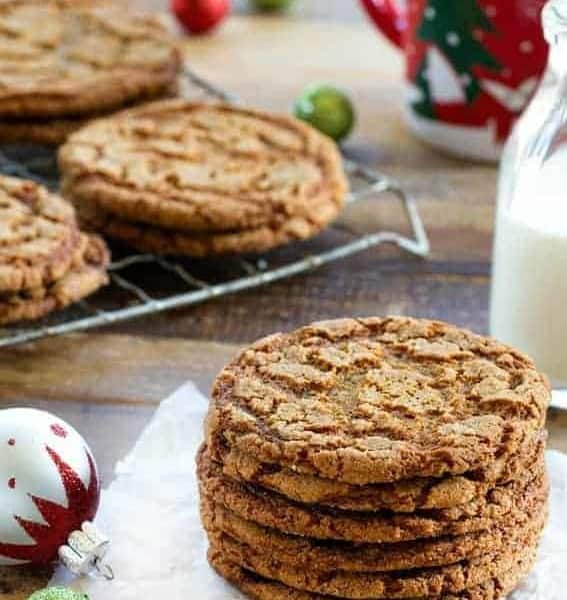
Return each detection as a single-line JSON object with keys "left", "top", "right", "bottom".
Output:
{"left": 491, "top": 0, "right": 567, "bottom": 385}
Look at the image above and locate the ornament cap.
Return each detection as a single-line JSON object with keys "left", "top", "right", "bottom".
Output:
{"left": 58, "top": 521, "right": 113, "bottom": 580}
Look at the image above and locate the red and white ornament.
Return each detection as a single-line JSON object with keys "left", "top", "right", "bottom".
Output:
{"left": 0, "top": 409, "right": 110, "bottom": 577}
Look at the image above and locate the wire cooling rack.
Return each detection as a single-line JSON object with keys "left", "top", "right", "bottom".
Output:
{"left": 0, "top": 68, "right": 430, "bottom": 348}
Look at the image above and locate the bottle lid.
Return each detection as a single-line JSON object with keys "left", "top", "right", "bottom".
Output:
{"left": 543, "top": 0, "right": 567, "bottom": 44}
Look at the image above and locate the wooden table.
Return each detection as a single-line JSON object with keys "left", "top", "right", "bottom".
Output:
{"left": 1, "top": 5, "right": 566, "bottom": 596}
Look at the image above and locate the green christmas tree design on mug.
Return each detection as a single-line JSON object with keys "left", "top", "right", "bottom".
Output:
{"left": 413, "top": 0, "right": 501, "bottom": 117}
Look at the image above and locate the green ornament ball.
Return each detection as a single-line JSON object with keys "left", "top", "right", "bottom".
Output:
{"left": 294, "top": 84, "right": 355, "bottom": 143}
{"left": 249, "top": 0, "right": 296, "bottom": 12}
{"left": 28, "top": 587, "right": 89, "bottom": 600}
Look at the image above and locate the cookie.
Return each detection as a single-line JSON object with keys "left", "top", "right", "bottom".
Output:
{"left": 200, "top": 496, "right": 547, "bottom": 573}
{"left": 0, "top": 175, "right": 81, "bottom": 293}
{"left": 197, "top": 447, "right": 548, "bottom": 544}
{"left": 75, "top": 196, "right": 340, "bottom": 257}
{"left": 209, "top": 530, "right": 540, "bottom": 599}
{"left": 58, "top": 100, "right": 348, "bottom": 233}
{"left": 206, "top": 317, "right": 550, "bottom": 485}
{"left": 0, "top": 117, "right": 81, "bottom": 145}
{"left": 0, "top": 565, "right": 51, "bottom": 600}
{"left": 208, "top": 551, "right": 537, "bottom": 600}
{"left": 0, "top": 232, "right": 110, "bottom": 324}
{"left": 0, "top": 0, "right": 180, "bottom": 118}
{"left": 0, "top": 84, "right": 180, "bottom": 145}
{"left": 218, "top": 431, "right": 546, "bottom": 512}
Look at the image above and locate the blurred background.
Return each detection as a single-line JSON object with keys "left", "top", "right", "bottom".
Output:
{"left": 144, "top": 0, "right": 364, "bottom": 20}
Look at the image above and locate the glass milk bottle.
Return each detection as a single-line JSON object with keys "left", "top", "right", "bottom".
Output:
{"left": 491, "top": 0, "right": 567, "bottom": 385}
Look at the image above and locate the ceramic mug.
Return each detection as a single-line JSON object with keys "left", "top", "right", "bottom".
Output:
{"left": 360, "top": 0, "right": 549, "bottom": 161}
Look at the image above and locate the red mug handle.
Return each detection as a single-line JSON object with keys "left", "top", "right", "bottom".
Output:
{"left": 359, "top": 0, "right": 406, "bottom": 49}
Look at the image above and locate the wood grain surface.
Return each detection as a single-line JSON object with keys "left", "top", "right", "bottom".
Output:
{"left": 0, "top": 3, "right": 564, "bottom": 596}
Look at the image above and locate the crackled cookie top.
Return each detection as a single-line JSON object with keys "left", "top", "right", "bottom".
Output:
{"left": 59, "top": 100, "right": 348, "bottom": 233}
{"left": 0, "top": 175, "right": 82, "bottom": 293}
{"left": 0, "top": 232, "right": 110, "bottom": 325}
{"left": 0, "top": 0, "right": 180, "bottom": 117}
{"left": 207, "top": 317, "right": 550, "bottom": 485}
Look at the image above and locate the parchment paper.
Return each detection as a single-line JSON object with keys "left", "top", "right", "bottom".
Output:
{"left": 51, "top": 382, "right": 567, "bottom": 599}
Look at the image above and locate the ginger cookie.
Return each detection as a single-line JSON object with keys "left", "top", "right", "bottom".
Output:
{"left": 0, "top": 0, "right": 180, "bottom": 118}
{"left": 74, "top": 195, "right": 340, "bottom": 257}
{"left": 58, "top": 100, "right": 348, "bottom": 234}
{"left": 0, "top": 565, "right": 51, "bottom": 600}
{"left": 218, "top": 431, "right": 546, "bottom": 512}
{"left": 208, "top": 550, "right": 537, "bottom": 600}
{"left": 0, "top": 232, "right": 110, "bottom": 324}
{"left": 0, "top": 175, "right": 82, "bottom": 293}
{"left": 209, "top": 530, "right": 540, "bottom": 599}
{"left": 0, "top": 118, "right": 81, "bottom": 145}
{"left": 200, "top": 496, "right": 547, "bottom": 573}
{"left": 0, "top": 83, "right": 179, "bottom": 145}
{"left": 198, "top": 448, "right": 548, "bottom": 544}
{"left": 206, "top": 317, "right": 550, "bottom": 485}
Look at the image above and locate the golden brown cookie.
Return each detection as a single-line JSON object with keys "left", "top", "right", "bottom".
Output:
{"left": 74, "top": 196, "right": 340, "bottom": 257}
{"left": 0, "top": 232, "right": 110, "bottom": 324}
{"left": 209, "top": 529, "right": 540, "bottom": 599}
{"left": 218, "top": 430, "right": 546, "bottom": 512}
{"left": 0, "top": 117, "right": 81, "bottom": 145}
{"left": 206, "top": 317, "right": 550, "bottom": 485}
{"left": 0, "top": 84, "right": 180, "bottom": 145}
{"left": 58, "top": 100, "right": 348, "bottom": 233}
{"left": 200, "top": 496, "right": 547, "bottom": 573}
{"left": 0, "top": 0, "right": 180, "bottom": 118}
{"left": 198, "top": 447, "right": 549, "bottom": 544}
{"left": 208, "top": 551, "right": 536, "bottom": 600}
{"left": 0, "top": 175, "right": 81, "bottom": 293}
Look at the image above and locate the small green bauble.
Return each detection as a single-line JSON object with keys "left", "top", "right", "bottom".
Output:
{"left": 294, "top": 84, "right": 355, "bottom": 142}
{"left": 249, "top": 0, "right": 296, "bottom": 12}
{"left": 28, "top": 587, "right": 89, "bottom": 600}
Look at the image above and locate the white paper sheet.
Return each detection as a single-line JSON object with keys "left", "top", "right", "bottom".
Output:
{"left": 51, "top": 381, "right": 567, "bottom": 599}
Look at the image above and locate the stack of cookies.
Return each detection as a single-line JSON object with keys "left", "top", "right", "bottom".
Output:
{"left": 199, "top": 317, "right": 550, "bottom": 600}
{"left": 58, "top": 100, "right": 348, "bottom": 256}
{"left": 0, "top": 0, "right": 180, "bottom": 145}
{"left": 0, "top": 175, "right": 109, "bottom": 324}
